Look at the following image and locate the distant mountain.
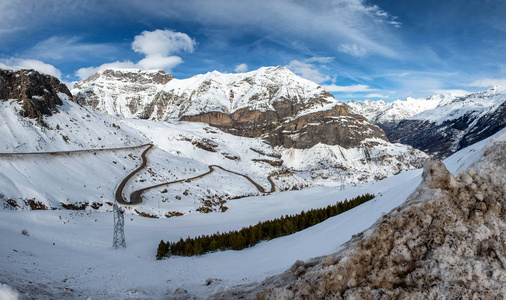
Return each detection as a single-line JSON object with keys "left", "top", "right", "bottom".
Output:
{"left": 347, "top": 93, "right": 465, "bottom": 132}
{"left": 388, "top": 87, "right": 506, "bottom": 158}
{"left": 73, "top": 67, "right": 386, "bottom": 149}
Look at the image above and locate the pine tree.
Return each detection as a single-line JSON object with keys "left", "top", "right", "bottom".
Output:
{"left": 156, "top": 240, "right": 167, "bottom": 260}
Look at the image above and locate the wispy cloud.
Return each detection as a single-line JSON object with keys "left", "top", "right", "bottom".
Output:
{"left": 338, "top": 43, "right": 368, "bottom": 57}
{"left": 365, "top": 93, "right": 389, "bottom": 98}
{"left": 467, "top": 78, "right": 506, "bottom": 88}
{"left": 23, "top": 36, "right": 118, "bottom": 62}
{"left": 322, "top": 84, "right": 376, "bottom": 93}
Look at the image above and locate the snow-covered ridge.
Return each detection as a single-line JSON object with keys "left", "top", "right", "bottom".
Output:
{"left": 347, "top": 92, "right": 466, "bottom": 129}
{"left": 72, "top": 66, "right": 337, "bottom": 121}
{"left": 409, "top": 86, "right": 505, "bottom": 124}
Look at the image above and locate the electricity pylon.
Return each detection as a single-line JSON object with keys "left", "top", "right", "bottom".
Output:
{"left": 113, "top": 201, "right": 126, "bottom": 249}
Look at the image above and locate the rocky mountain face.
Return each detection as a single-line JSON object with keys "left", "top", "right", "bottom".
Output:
{"left": 73, "top": 69, "right": 173, "bottom": 119}
{"left": 0, "top": 69, "right": 72, "bottom": 118}
{"left": 216, "top": 131, "right": 506, "bottom": 299}
{"left": 73, "top": 67, "right": 387, "bottom": 149}
{"left": 388, "top": 87, "right": 506, "bottom": 159}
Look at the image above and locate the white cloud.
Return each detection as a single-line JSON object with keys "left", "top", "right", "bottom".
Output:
{"left": 467, "top": 78, "right": 506, "bottom": 88}
{"left": 76, "top": 29, "right": 194, "bottom": 80}
{"left": 234, "top": 63, "right": 248, "bottom": 73}
{"left": 137, "top": 55, "right": 183, "bottom": 71}
{"left": 285, "top": 60, "right": 330, "bottom": 84}
{"left": 0, "top": 58, "right": 62, "bottom": 79}
{"left": 366, "top": 93, "right": 389, "bottom": 98}
{"left": 338, "top": 43, "right": 368, "bottom": 57}
{"left": 322, "top": 84, "right": 376, "bottom": 92}
{"left": 132, "top": 29, "right": 195, "bottom": 57}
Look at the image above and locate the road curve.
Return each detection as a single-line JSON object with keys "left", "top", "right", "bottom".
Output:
{"left": 115, "top": 144, "right": 154, "bottom": 205}
{"left": 126, "top": 163, "right": 277, "bottom": 205}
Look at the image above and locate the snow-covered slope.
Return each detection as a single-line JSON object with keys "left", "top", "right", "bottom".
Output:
{"left": 389, "top": 87, "right": 506, "bottom": 158}
{"left": 0, "top": 127, "right": 503, "bottom": 299}
{"left": 347, "top": 92, "right": 465, "bottom": 131}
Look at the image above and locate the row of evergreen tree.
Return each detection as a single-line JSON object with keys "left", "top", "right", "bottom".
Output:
{"left": 156, "top": 193, "right": 375, "bottom": 259}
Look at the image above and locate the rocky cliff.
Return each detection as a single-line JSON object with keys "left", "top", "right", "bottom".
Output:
{"left": 215, "top": 131, "right": 506, "bottom": 299}
{"left": 73, "top": 67, "right": 388, "bottom": 149}
{"left": 0, "top": 69, "right": 72, "bottom": 118}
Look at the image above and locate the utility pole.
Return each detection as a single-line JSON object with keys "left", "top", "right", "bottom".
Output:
{"left": 113, "top": 201, "right": 126, "bottom": 249}
{"left": 340, "top": 174, "right": 345, "bottom": 191}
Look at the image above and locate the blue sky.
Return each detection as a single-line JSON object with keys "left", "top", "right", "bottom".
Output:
{"left": 1, "top": 0, "right": 505, "bottom": 101}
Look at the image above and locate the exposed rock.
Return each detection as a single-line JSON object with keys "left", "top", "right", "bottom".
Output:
{"left": 214, "top": 135, "right": 506, "bottom": 299}
{"left": 0, "top": 69, "right": 72, "bottom": 118}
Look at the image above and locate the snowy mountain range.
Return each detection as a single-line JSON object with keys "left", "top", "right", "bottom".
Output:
{"left": 348, "top": 89, "right": 506, "bottom": 158}
{"left": 0, "top": 68, "right": 427, "bottom": 216}
{"left": 389, "top": 87, "right": 506, "bottom": 158}
{"left": 347, "top": 93, "right": 465, "bottom": 131}
{"left": 72, "top": 67, "right": 386, "bottom": 149}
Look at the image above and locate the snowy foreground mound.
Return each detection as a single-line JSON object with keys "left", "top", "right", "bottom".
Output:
{"left": 221, "top": 129, "right": 506, "bottom": 299}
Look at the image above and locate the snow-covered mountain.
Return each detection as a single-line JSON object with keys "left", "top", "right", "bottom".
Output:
{"left": 1, "top": 68, "right": 427, "bottom": 216}
{"left": 73, "top": 67, "right": 387, "bottom": 149}
{"left": 347, "top": 92, "right": 465, "bottom": 131}
{"left": 388, "top": 87, "right": 506, "bottom": 158}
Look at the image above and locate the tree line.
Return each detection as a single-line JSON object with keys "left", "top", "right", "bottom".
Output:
{"left": 156, "top": 193, "right": 375, "bottom": 259}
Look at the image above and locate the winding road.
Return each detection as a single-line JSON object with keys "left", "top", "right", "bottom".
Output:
{"left": 115, "top": 144, "right": 277, "bottom": 205}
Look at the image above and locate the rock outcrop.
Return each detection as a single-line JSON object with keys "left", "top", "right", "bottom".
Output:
{"left": 0, "top": 69, "right": 72, "bottom": 118}
{"left": 215, "top": 134, "right": 506, "bottom": 299}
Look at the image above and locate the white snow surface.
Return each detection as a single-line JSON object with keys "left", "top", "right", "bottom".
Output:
{"left": 347, "top": 92, "right": 465, "bottom": 125}
{"left": 1, "top": 127, "right": 504, "bottom": 299}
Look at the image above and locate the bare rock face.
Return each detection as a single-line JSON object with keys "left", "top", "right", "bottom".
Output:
{"left": 215, "top": 137, "right": 506, "bottom": 299}
{"left": 0, "top": 69, "right": 72, "bottom": 118}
